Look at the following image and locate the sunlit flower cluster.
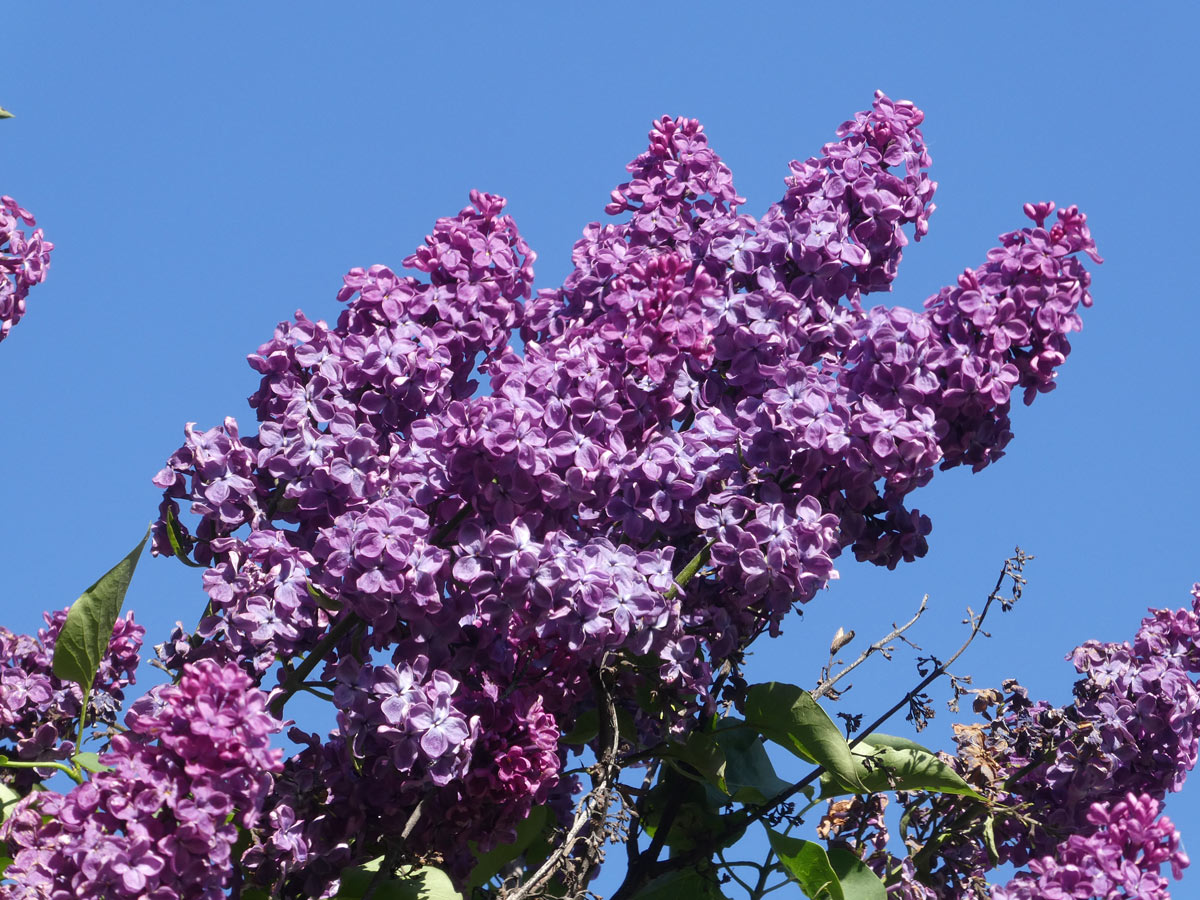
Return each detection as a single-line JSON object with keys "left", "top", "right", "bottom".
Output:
{"left": 0, "top": 195, "right": 51, "bottom": 342}
{"left": 137, "top": 92, "right": 1107, "bottom": 893}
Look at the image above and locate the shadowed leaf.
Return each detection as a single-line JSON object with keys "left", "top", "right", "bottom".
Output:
{"left": 767, "top": 830, "right": 843, "bottom": 899}
{"left": 746, "top": 683, "right": 865, "bottom": 793}
{"left": 631, "top": 868, "right": 730, "bottom": 899}
{"left": 819, "top": 733, "right": 984, "bottom": 801}
{"left": 467, "top": 805, "right": 550, "bottom": 888}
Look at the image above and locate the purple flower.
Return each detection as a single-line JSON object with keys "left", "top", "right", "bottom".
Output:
{"left": 0, "top": 660, "right": 282, "bottom": 899}
{"left": 133, "top": 94, "right": 1105, "bottom": 897}
{"left": 0, "top": 195, "right": 53, "bottom": 343}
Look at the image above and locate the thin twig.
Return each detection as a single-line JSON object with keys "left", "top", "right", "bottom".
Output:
{"left": 843, "top": 553, "right": 1025, "bottom": 752}
{"left": 625, "top": 760, "right": 660, "bottom": 869}
{"left": 812, "top": 596, "right": 929, "bottom": 701}
{"left": 401, "top": 796, "right": 427, "bottom": 842}
{"left": 609, "top": 552, "right": 1029, "bottom": 896}
{"left": 714, "top": 851, "right": 762, "bottom": 897}
{"left": 504, "top": 664, "right": 622, "bottom": 900}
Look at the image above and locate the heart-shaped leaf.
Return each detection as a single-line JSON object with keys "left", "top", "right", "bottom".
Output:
{"left": 631, "top": 869, "right": 731, "bottom": 899}
{"left": 711, "top": 718, "right": 791, "bottom": 803}
{"left": 828, "top": 848, "right": 887, "bottom": 900}
{"left": 336, "top": 861, "right": 462, "bottom": 899}
{"left": 467, "top": 805, "right": 551, "bottom": 888}
{"left": 662, "top": 731, "right": 728, "bottom": 793}
{"left": 73, "top": 752, "right": 112, "bottom": 774}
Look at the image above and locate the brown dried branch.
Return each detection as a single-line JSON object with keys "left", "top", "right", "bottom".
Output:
{"left": 503, "top": 663, "right": 622, "bottom": 900}
{"left": 812, "top": 595, "right": 929, "bottom": 701}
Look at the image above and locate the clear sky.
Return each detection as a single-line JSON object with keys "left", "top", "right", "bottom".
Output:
{"left": 2, "top": 0, "right": 1198, "bottom": 885}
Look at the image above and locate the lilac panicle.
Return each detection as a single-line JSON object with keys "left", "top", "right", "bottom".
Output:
{"left": 139, "top": 93, "right": 1102, "bottom": 895}
{"left": 835, "top": 585, "right": 1200, "bottom": 897}
{"left": 0, "top": 659, "right": 283, "bottom": 900}
{"left": 992, "top": 794, "right": 1187, "bottom": 900}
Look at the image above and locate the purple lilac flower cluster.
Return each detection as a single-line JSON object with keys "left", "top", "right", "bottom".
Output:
{"left": 246, "top": 680, "right": 564, "bottom": 895}
{"left": 832, "top": 586, "right": 1200, "bottom": 897}
{"left": 0, "top": 196, "right": 51, "bottom": 342}
{"left": 142, "top": 93, "right": 1099, "bottom": 893}
{"left": 0, "top": 660, "right": 282, "bottom": 900}
{"left": 157, "top": 527, "right": 326, "bottom": 676}
{"left": 981, "top": 587, "right": 1200, "bottom": 883}
{"left": 0, "top": 611, "right": 143, "bottom": 789}
{"left": 332, "top": 655, "right": 479, "bottom": 788}
{"left": 993, "top": 794, "right": 1188, "bottom": 900}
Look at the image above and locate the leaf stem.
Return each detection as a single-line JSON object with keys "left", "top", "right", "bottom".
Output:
{"left": 0, "top": 758, "right": 84, "bottom": 785}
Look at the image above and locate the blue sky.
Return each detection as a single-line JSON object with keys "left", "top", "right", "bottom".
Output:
{"left": 2, "top": 0, "right": 1198, "bottom": 885}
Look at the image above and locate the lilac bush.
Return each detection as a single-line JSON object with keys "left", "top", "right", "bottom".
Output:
{"left": 4, "top": 93, "right": 1193, "bottom": 900}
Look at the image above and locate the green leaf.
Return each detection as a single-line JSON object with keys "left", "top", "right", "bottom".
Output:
{"left": 307, "top": 582, "right": 343, "bottom": 612}
{"left": 336, "top": 862, "right": 462, "bottom": 900}
{"left": 982, "top": 815, "right": 999, "bottom": 864}
{"left": 52, "top": 529, "right": 150, "bottom": 697}
{"left": 631, "top": 868, "right": 730, "bottom": 900}
{"left": 335, "top": 858, "right": 381, "bottom": 897}
{"left": 240, "top": 890, "right": 271, "bottom": 900}
{"left": 467, "top": 804, "right": 550, "bottom": 888}
{"left": 828, "top": 848, "right": 886, "bottom": 900}
{"left": 858, "top": 733, "right": 928, "bottom": 752}
{"left": 819, "top": 733, "right": 984, "bottom": 801}
{"left": 396, "top": 866, "right": 462, "bottom": 900}
{"left": 0, "top": 855, "right": 12, "bottom": 877}
{"left": 745, "top": 683, "right": 865, "bottom": 793}
{"left": 0, "top": 781, "right": 21, "bottom": 822}
{"left": 165, "top": 506, "right": 205, "bottom": 567}
{"left": 642, "top": 775, "right": 743, "bottom": 852}
{"left": 711, "top": 719, "right": 791, "bottom": 804}
{"left": 662, "top": 731, "right": 728, "bottom": 793}
{"left": 73, "top": 752, "right": 111, "bottom": 774}
{"left": 561, "top": 704, "right": 637, "bottom": 748}
{"left": 767, "top": 830, "right": 843, "bottom": 900}
{"left": 561, "top": 707, "right": 599, "bottom": 744}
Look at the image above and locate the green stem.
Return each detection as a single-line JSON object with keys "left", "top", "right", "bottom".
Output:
{"left": 269, "top": 613, "right": 361, "bottom": 717}
{"left": 749, "top": 840, "right": 776, "bottom": 900}
{"left": 665, "top": 539, "right": 716, "bottom": 601}
{"left": 715, "top": 851, "right": 760, "bottom": 896}
{"left": 72, "top": 689, "right": 91, "bottom": 778}
{"left": 0, "top": 758, "right": 84, "bottom": 785}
